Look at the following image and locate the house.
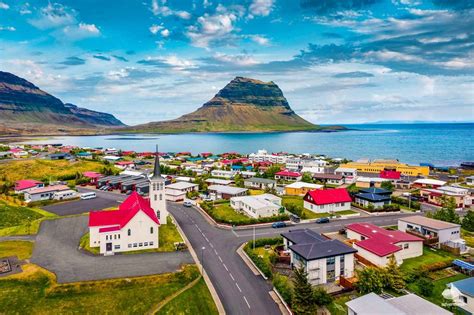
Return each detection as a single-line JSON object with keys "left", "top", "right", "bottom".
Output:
{"left": 248, "top": 149, "right": 289, "bottom": 164}
{"left": 165, "top": 182, "right": 198, "bottom": 201}
{"left": 230, "top": 194, "right": 282, "bottom": 218}
{"left": 284, "top": 181, "right": 323, "bottom": 196}
{"left": 466, "top": 176, "right": 474, "bottom": 186}
{"left": 347, "top": 292, "right": 451, "bottom": 315}
{"left": 303, "top": 188, "right": 352, "bottom": 213}
{"left": 286, "top": 158, "right": 326, "bottom": 173}
{"left": 340, "top": 160, "right": 430, "bottom": 176}
{"left": 76, "top": 152, "right": 93, "bottom": 159}
{"left": 398, "top": 215, "right": 462, "bottom": 245}
{"left": 412, "top": 178, "right": 446, "bottom": 188}
{"left": 103, "top": 155, "right": 122, "bottom": 162}
{"left": 24, "top": 185, "right": 71, "bottom": 203}
{"left": 355, "top": 176, "right": 391, "bottom": 188}
{"left": 10, "top": 148, "right": 28, "bottom": 158}
{"left": 346, "top": 223, "right": 423, "bottom": 266}
{"left": 239, "top": 170, "right": 257, "bottom": 178}
{"left": 312, "top": 173, "right": 344, "bottom": 186}
{"left": 244, "top": 177, "right": 277, "bottom": 190}
{"left": 207, "top": 185, "right": 248, "bottom": 200}
{"left": 48, "top": 153, "right": 72, "bottom": 160}
{"left": 275, "top": 170, "right": 302, "bottom": 182}
{"left": 206, "top": 178, "right": 234, "bottom": 186}
{"left": 281, "top": 229, "right": 356, "bottom": 285}
{"left": 53, "top": 189, "right": 77, "bottom": 201}
{"left": 443, "top": 277, "right": 474, "bottom": 314}
{"left": 115, "top": 161, "right": 135, "bottom": 170}
{"left": 88, "top": 192, "right": 160, "bottom": 255}
{"left": 14, "top": 179, "right": 44, "bottom": 194}
{"left": 0, "top": 151, "right": 12, "bottom": 159}
{"left": 335, "top": 167, "right": 358, "bottom": 184}
{"left": 211, "top": 169, "right": 234, "bottom": 179}
{"left": 420, "top": 186, "right": 470, "bottom": 210}
{"left": 82, "top": 171, "right": 103, "bottom": 185}
{"left": 354, "top": 187, "right": 392, "bottom": 209}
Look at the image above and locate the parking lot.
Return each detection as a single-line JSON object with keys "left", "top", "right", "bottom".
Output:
{"left": 42, "top": 187, "right": 125, "bottom": 216}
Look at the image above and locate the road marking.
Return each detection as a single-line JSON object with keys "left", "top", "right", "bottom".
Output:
{"left": 218, "top": 256, "right": 223, "bottom": 262}
{"left": 223, "top": 263, "right": 229, "bottom": 271}
{"left": 229, "top": 273, "right": 235, "bottom": 281}
{"left": 235, "top": 282, "right": 242, "bottom": 292}
{"left": 214, "top": 249, "right": 218, "bottom": 255}
{"left": 210, "top": 243, "right": 214, "bottom": 248}
{"left": 243, "top": 296, "right": 251, "bottom": 309}
{"left": 231, "top": 229, "right": 240, "bottom": 237}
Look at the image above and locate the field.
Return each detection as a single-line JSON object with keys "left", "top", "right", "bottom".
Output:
{"left": 0, "top": 240, "right": 34, "bottom": 259}
{"left": 0, "top": 199, "right": 57, "bottom": 236}
{"left": 0, "top": 159, "right": 113, "bottom": 183}
{"left": 400, "top": 246, "right": 458, "bottom": 273}
{"left": 0, "top": 262, "right": 217, "bottom": 314}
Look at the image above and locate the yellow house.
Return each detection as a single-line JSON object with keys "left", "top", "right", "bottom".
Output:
{"left": 284, "top": 182, "right": 323, "bottom": 196}
{"left": 341, "top": 160, "right": 429, "bottom": 176}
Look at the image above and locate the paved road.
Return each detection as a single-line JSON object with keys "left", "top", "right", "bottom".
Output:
{"left": 31, "top": 215, "right": 194, "bottom": 283}
{"left": 42, "top": 187, "right": 125, "bottom": 216}
{"left": 169, "top": 203, "right": 413, "bottom": 315}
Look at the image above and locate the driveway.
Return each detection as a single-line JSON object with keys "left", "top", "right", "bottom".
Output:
{"left": 42, "top": 188, "right": 125, "bottom": 216}
{"left": 31, "top": 216, "right": 194, "bottom": 283}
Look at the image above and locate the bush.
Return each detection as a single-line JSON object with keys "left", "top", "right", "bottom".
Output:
{"left": 419, "top": 260, "right": 452, "bottom": 273}
{"left": 383, "top": 204, "right": 400, "bottom": 211}
{"left": 313, "top": 287, "right": 333, "bottom": 306}
{"left": 417, "top": 278, "right": 434, "bottom": 297}
{"left": 273, "top": 274, "right": 293, "bottom": 306}
{"left": 247, "top": 237, "right": 283, "bottom": 248}
{"left": 391, "top": 196, "right": 421, "bottom": 210}
{"left": 243, "top": 246, "right": 272, "bottom": 279}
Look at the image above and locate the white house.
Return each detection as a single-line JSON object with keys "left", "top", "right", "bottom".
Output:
{"left": 286, "top": 158, "right": 326, "bottom": 173}
{"left": 443, "top": 277, "right": 474, "bottom": 314}
{"left": 207, "top": 185, "right": 248, "bottom": 200}
{"left": 334, "top": 167, "right": 358, "bottom": 184}
{"left": 165, "top": 181, "right": 198, "bottom": 201}
{"left": 230, "top": 194, "right": 282, "bottom": 218}
{"left": 303, "top": 188, "right": 352, "bottom": 213}
{"left": 14, "top": 179, "right": 44, "bottom": 194}
{"left": 244, "top": 177, "right": 277, "bottom": 190}
{"left": 88, "top": 192, "right": 160, "bottom": 255}
{"left": 211, "top": 169, "right": 234, "bottom": 179}
{"left": 282, "top": 229, "right": 356, "bottom": 285}
{"left": 466, "top": 176, "right": 474, "bottom": 186}
{"left": 248, "top": 149, "right": 289, "bottom": 164}
{"left": 24, "top": 185, "right": 71, "bottom": 203}
{"left": 53, "top": 189, "right": 77, "bottom": 201}
{"left": 346, "top": 223, "right": 423, "bottom": 267}
{"left": 205, "top": 178, "right": 234, "bottom": 186}
{"left": 398, "top": 215, "right": 462, "bottom": 245}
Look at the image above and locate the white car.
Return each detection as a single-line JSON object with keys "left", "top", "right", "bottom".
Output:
{"left": 183, "top": 201, "right": 193, "bottom": 207}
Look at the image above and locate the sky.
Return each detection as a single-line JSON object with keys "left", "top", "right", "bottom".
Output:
{"left": 0, "top": 0, "right": 473, "bottom": 125}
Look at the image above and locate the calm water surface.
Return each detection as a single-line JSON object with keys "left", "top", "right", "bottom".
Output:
{"left": 18, "top": 123, "right": 474, "bottom": 166}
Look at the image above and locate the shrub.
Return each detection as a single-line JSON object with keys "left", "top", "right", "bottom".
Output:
{"left": 272, "top": 274, "right": 292, "bottom": 306}
{"left": 313, "top": 287, "right": 333, "bottom": 306}
{"left": 243, "top": 245, "right": 272, "bottom": 279}
{"left": 417, "top": 278, "right": 434, "bottom": 297}
{"left": 420, "top": 260, "right": 452, "bottom": 273}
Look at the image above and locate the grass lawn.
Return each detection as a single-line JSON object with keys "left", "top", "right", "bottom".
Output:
{"left": 327, "top": 293, "right": 355, "bottom": 315}
{"left": 281, "top": 195, "right": 304, "bottom": 208}
{"left": 0, "top": 159, "right": 115, "bottom": 184}
{"left": 80, "top": 216, "right": 184, "bottom": 255}
{"left": 461, "top": 229, "right": 474, "bottom": 247}
{"left": 249, "top": 189, "right": 264, "bottom": 195}
{"left": 0, "top": 200, "right": 57, "bottom": 236}
{"left": 0, "top": 264, "right": 214, "bottom": 314}
{"left": 336, "top": 210, "right": 358, "bottom": 216}
{"left": 0, "top": 241, "right": 34, "bottom": 259}
{"left": 209, "top": 202, "right": 252, "bottom": 224}
{"left": 301, "top": 208, "right": 330, "bottom": 219}
{"left": 400, "top": 246, "right": 457, "bottom": 273}
{"left": 157, "top": 277, "right": 218, "bottom": 315}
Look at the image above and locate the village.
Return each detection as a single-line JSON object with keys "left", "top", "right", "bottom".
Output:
{"left": 0, "top": 143, "right": 473, "bottom": 315}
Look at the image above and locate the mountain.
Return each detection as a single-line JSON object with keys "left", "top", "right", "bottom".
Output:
{"left": 124, "top": 77, "right": 342, "bottom": 133}
{"left": 0, "top": 71, "right": 124, "bottom": 135}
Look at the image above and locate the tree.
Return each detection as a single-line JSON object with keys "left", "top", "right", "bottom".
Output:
{"left": 292, "top": 266, "right": 316, "bottom": 315}
{"left": 301, "top": 172, "right": 313, "bottom": 183}
{"left": 462, "top": 210, "right": 474, "bottom": 232}
{"left": 264, "top": 165, "right": 282, "bottom": 179}
{"left": 417, "top": 278, "right": 434, "bottom": 297}
{"left": 432, "top": 196, "right": 460, "bottom": 224}
{"left": 234, "top": 173, "right": 244, "bottom": 188}
{"left": 381, "top": 181, "right": 394, "bottom": 191}
{"left": 356, "top": 267, "right": 385, "bottom": 294}
{"left": 313, "top": 287, "right": 333, "bottom": 307}
{"left": 385, "top": 255, "right": 405, "bottom": 291}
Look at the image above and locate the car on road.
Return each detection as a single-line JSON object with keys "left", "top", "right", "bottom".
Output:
{"left": 80, "top": 192, "right": 96, "bottom": 200}
{"left": 183, "top": 201, "right": 193, "bottom": 207}
{"left": 315, "top": 217, "right": 330, "bottom": 224}
{"left": 290, "top": 214, "right": 301, "bottom": 223}
{"left": 272, "top": 221, "right": 286, "bottom": 228}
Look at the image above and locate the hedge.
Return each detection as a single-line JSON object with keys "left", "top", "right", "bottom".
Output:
{"left": 272, "top": 274, "right": 293, "bottom": 306}
{"left": 391, "top": 196, "right": 421, "bottom": 210}
{"left": 243, "top": 245, "right": 273, "bottom": 279}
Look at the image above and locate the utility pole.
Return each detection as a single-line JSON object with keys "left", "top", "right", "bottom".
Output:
{"left": 253, "top": 226, "right": 256, "bottom": 250}
{"left": 201, "top": 246, "right": 206, "bottom": 274}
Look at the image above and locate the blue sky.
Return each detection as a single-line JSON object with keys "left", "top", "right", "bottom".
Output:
{"left": 0, "top": 0, "right": 473, "bottom": 125}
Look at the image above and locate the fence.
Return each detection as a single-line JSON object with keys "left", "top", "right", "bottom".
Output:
{"left": 355, "top": 253, "right": 377, "bottom": 267}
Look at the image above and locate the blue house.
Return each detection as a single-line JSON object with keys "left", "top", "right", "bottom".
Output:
{"left": 355, "top": 188, "right": 392, "bottom": 209}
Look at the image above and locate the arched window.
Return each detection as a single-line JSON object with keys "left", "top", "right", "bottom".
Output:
{"left": 154, "top": 194, "right": 157, "bottom": 201}
{"left": 150, "top": 226, "right": 153, "bottom": 234}
{"left": 128, "top": 229, "right": 131, "bottom": 236}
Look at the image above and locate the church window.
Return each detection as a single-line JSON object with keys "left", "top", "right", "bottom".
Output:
{"left": 128, "top": 229, "right": 131, "bottom": 236}
{"left": 154, "top": 195, "right": 157, "bottom": 201}
{"left": 150, "top": 226, "right": 154, "bottom": 234}
{"left": 159, "top": 194, "right": 162, "bottom": 201}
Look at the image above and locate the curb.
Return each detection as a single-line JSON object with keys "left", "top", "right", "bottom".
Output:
{"left": 238, "top": 242, "right": 268, "bottom": 280}
{"left": 172, "top": 213, "right": 226, "bottom": 315}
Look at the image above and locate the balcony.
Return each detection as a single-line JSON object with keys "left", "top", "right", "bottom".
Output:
{"left": 406, "top": 229, "right": 439, "bottom": 245}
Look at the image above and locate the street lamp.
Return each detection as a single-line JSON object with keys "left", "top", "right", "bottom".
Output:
{"left": 201, "top": 246, "right": 206, "bottom": 274}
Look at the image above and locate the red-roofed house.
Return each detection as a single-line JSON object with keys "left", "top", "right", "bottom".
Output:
{"left": 115, "top": 160, "right": 135, "bottom": 170}
{"left": 89, "top": 191, "right": 160, "bottom": 255}
{"left": 346, "top": 222, "right": 423, "bottom": 266}
{"left": 275, "top": 170, "right": 302, "bottom": 182}
{"left": 83, "top": 171, "right": 103, "bottom": 185}
{"left": 303, "top": 188, "right": 352, "bottom": 213}
{"left": 14, "top": 179, "right": 44, "bottom": 194}
{"left": 380, "top": 170, "right": 401, "bottom": 180}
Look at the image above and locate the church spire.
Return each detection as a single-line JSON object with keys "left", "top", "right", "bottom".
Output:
{"left": 151, "top": 144, "right": 162, "bottom": 180}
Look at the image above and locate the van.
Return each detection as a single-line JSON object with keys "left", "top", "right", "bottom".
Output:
{"left": 81, "top": 192, "right": 96, "bottom": 200}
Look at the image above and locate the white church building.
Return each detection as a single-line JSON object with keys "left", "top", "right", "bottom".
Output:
{"left": 88, "top": 147, "right": 168, "bottom": 255}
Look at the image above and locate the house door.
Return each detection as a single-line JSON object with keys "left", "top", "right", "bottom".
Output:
{"left": 106, "top": 243, "right": 112, "bottom": 252}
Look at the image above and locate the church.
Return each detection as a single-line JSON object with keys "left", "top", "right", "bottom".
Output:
{"left": 88, "top": 147, "right": 168, "bottom": 255}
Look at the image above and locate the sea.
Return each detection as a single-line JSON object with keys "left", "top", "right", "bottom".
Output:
{"left": 17, "top": 123, "right": 474, "bottom": 167}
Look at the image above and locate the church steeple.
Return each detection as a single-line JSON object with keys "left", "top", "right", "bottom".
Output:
{"left": 149, "top": 144, "right": 167, "bottom": 223}
{"left": 151, "top": 145, "right": 164, "bottom": 181}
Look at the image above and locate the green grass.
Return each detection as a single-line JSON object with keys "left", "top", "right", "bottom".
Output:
{"left": 0, "top": 241, "right": 34, "bottom": 259}
{"left": 461, "top": 229, "right": 474, "bottom": 247}
{"left": 400, "top": 246, "right": 458, "bottom": 273}
{"left": 0, "top": 264, "right": 207, "bottom": 314}
{"left": 249, "top": 189, "right": 264, "bottom": 195}
{"left": 337, "top": 210, "right": 358, "bottom": 216}
{"left": 0, "top": 200, "right": 57, "bottom": 236}
{"left": 281, "top": 195, "right": 304, "bottom": 208}
{"left": 327, "top": 294, "right": 354, "bottom": 315}
{"left": 80, "top": 216, "right": 184, "bottom": 255}
{"left": 301, "top": 208, "right": 330, "bottom": 219}
{"left": 211, "top": 202, "right": 251, "bottom": 223}
{"left": 157, "top": 277, "right": 218, "bottom": 315}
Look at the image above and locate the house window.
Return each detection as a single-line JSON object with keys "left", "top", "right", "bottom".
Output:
{"left": 159, "top": 194, "right": 162, "bottom": 201}
{"left": 133, "top": 243, "right": 137, "bottom": 247}
{"left": 114, "top": 235, "right": 116, "bottom": 240}
{"left": 150, "top": 241, "right": 154, "bottom": 246}
{"left": 114, "top": 245, "right": 120, "bottom": 249}
{"left": 118, "top": 234, "right": 120, "bottom": 239}
{"left": 128, "top": 229, "right": 131, "bottom": 236}
{"left": 461, "top": 296, "right": 468, "bottom": 303}
{"left": 150, "top": 226, "right": 154, "bottom": 234}
{"left": 139, "top": 243, "right": 143, "bottom": 247}
{"left": 154, "top": 194, "right": 157, "bottom": 201}
{"left": 144, "top": 242, "right": 148, "bottom": 246}
{"left": 404, "top": 244, "right": 409, "bottom": 249}
{"left": 128, "top": 244, "right": 132, "bottom": 248}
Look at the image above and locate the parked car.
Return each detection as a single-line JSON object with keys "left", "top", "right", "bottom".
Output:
{"left": 290, "top": 214, "right": 301, "bottom": 223}
{"left": 183, "top": 201, "right": 193, "bottom": 207}
{"left": 315, "top": 217, "right": 330, "bottom": 224}
{"left": 272, "top": 221, "right": 287, "bottom": 228}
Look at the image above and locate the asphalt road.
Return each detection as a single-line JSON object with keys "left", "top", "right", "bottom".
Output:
{"left": 31, "top": 215, "right": 194, "bottom": 283}
{"left": 42, "top": 187, "right": 125, "bottom": 216}
{"left": 169, "top": 203, "right": 413, "bottom": 315}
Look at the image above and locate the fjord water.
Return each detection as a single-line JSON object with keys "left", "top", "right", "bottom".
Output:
{"left": 22, "top": 123, "right": 473, "bottom": 166}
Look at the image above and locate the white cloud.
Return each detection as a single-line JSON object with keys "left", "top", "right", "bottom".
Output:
{"left": 149, "top": 24, "right": 164, "bottom": 35}
{"left": 250, "top": 35, "right": 270, "bottom": 46}
{"left": 29, "top": 3, "right": 76, "bottom": 30}
{"left": 62, "top": 23, "right": 100, "bottom": 40}
{"left": 186, "top": 11, "right": 237, "bottom": 48}
{"left": 0, "top": 2, "right": 9, "bottom": 10}
{"left": 0, "top": 26, "right": 16, "bottom": 31}
{"left": 150, "top": 0, "right": 191, "bottom": 19}
{"left": 213, "top": 53, "right": 260, "bottom": 66}
{"left": 161, "top": 29, "right": 170, "bottom": 37}
{"left": 249, "top": 0, "right": 274, "bottom": 17}
{"left": 163, "top": 55, "right": 196, "bottom": 70}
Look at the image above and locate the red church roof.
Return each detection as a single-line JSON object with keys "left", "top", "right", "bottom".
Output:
{"left": 89, "top": 192, "right": 160, "bottom": 229}
{"left": 304, "top": 188, "right": 351, "bottom": 205}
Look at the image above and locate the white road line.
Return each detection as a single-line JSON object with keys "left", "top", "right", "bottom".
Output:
{"left": 218, "top": 256, "right": 223, "bottom": 262}
{"left": 229, "top": 273, "right": 235, "bottom": 281}
{"left": 194, "top": 224, "right": 198, "bottom": 227}
{"left": 210, "top": 243, "right": 214, "bottom": 248}
{"left": 235, "top": 283, "right": 242, "bottom": 292}
{"left": 223, "top": 263, "right": 229, "bottom": 271}
{"left": 214, "top": 249, "right": 218, "bottom": 255}
{"left": 243, "top": 296, "right": 251, "bottom": 309}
